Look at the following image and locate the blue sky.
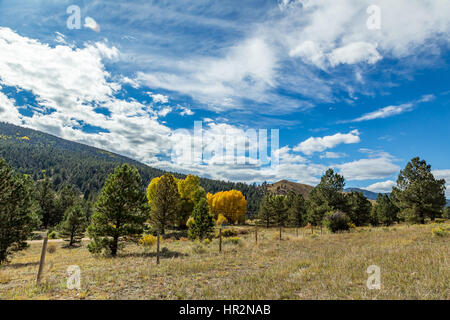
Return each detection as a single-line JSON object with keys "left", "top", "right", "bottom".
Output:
{"left": 0, "top": 0, "right": 449, "bottom": 195}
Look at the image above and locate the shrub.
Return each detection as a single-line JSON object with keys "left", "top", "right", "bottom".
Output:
{"left": 139, "top": 234, "right": 157, "bottom": 248}
{"left": 188, "top": 198, "right": 214, "bottom": 240}
{"left": 221, "top": 228, "right": 237, "bottom": 237}
{"left": 324, "top": 211, "right": 351, "bottom": 233}
{"left": 432, "top": 227, "right": 448, "bottom": 237}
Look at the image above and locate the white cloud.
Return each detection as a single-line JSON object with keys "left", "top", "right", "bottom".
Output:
{"left": 147, "top": 92, "right": 169, "bottom": 104}
{"left": 157, "top": 106, "right": 172, "bottom": 117}
{"left": 137, "top": 37, "right": 278, "bottom": 110}
{"left": 328, "top": 42, "right": 382, "bottom": 67}
{"left": 365, "top": 180, "right": 396, "bottom": 193}
{"left": 290, "top": 41, "right": 382, "bottom": 69}
{"left": 320, "top": 152, "right": 348, "bottom": 159}
{"left": 179, "top": 107, "right": 194, "bottom": 116}
{"left": 337, "top": 157, "right": 400, "bottom": 181}
{"left": 289, "top": 40, "right": 326, "bottom": 69}
{"left": 294, "top": 130, "right": 360, "bottom": 155}
{"left": 349, "top": 94, "right": 435, "bottom": 122}
{"left": 0, "top": 92, "right": 22, "bottom": 125}
{"left": 352, "top": 103, "right": 414, "bottom": 122}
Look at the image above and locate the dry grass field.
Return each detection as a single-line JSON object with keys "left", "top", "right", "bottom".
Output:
{"left": 0, "top": 222, "right": 449, "bottom": 300}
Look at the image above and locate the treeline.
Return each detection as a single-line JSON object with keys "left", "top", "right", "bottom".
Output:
{"left": 258, "top": 157, "right": 448, "bottom": 233}
{"left": 0, "top": 122, "right": 264, "bottom": 215}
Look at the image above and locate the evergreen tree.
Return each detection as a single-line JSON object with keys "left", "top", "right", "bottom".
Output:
{"left": 0, "top": 158, "right": 37, "bottom": 263}
{"left": 36, "top": 176, "right": 59, "bottom": 228}
{"left": 391, "top": 157, "right": 446, "bottom": 223}
{"left": 310, "top": 169, "right": 347, "bottom": 212}
{"left": 373, "top": 194, "right": 399, "bottom": 226}
{"left": 306, "top": 201, "right": 331, "bottom": 230}
{"left": 258, "top": 194, "right": 275, "bottom": 228}
{"left": 346, "top": 191, "right": 372, "bottom": 226}
{"left": 149, "top": 173, "right": 180, "bottom": 235}
{"left": 57, "top": 185, "right": 79, "bottom": 217}
{"left": 59, "top": 202, "right": 87, "bottom": 247}
{"left": 87, "top": 164, "right": 149, "bottom": 256}
{"left": 187, "top": 198, "right": 214, "bottom": 240}
{"left": 271, "top": 195, "right": 288, "bottom": 229}
{"left": 286, "top": 191, "right": 307, "bottom": 228}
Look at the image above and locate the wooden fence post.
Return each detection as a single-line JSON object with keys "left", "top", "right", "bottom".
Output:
{"left": 156, "top": 231, "right": 160, "bottom": 265}
{"left": 279, "top": 226, "right": 282, "bottom": 240}
{"left": 296, "top": 227, "right": 298, "bottom": 237}
{"left": 219, "top": 228, "right": 222, "bottom": 253}
{"left": 36, "top": 235, "right": 48, "bottom": 285}
{"left": 255, "top": 227, "right": 258, "bottom": 244}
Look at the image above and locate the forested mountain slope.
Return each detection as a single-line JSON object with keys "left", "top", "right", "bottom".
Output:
{"left": 0, "top": 122, "right": 264, "bottom": 215}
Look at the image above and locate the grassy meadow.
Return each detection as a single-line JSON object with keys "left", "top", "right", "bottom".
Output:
{"left": 0, "top": 222, "right": 449, "bottom": 300}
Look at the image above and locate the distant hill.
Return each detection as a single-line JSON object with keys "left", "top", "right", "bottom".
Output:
{"left": 266, "top": 180, "right": 314, "bottom": 199}
{"left": 343, "top": 188, "right": 382, "bottom": 201}
{"left": 0, "top": 122, "right": 263, "bottom": 215}
{"left": 266, "top": 181, "right": 388, "bottom": 202}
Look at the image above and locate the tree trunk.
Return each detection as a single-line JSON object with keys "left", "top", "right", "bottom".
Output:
{"left": 111, "top": 234, "right": 119, "bottom": 256}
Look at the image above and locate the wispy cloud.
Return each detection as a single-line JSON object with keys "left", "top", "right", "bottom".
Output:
{"left": 345, "top": 94, "right": 435, "bottom": 123}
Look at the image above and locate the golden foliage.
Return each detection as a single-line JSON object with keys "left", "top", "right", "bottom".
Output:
{"left": 216, "top": 214, "right": 228, "bottom": 226}
{"left": 139, "top": 234, "right": 157, "bottom": 247}
{"left": 146, "top": 176, "right": 161, "bottom": 204}
{"left": 207, "top": 190, "right": 246, "bottom": 224}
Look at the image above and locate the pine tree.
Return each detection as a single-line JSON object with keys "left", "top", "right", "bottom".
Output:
{"left": 346, "top": 191, "right": 372, "bottom": 226}
{"left": 57, "top": 185, "right": 79, "bottom": 217}
{"left": 0, "top": 158, "right": 37, "bottom": 263}
{"left": 36, "top": 176, "right": 59, "bottom": 228}
{"left": 59, "top": 202, "right": 87, "bottom": 247}
{"left": 149, "top": 173, "right": 180, "bottom": 235}
{"left": 87, "top": 164, "right": 149, "bottom": 256}
{"left": 373, "top": 194, "right": 399, "bottom": 226}
{"left": 258, "top": 194, "right": 275, "bottom": 228}
{"left": 286, "top": 191, "right": 307, "bottom": 228}
{"left": 391, "top": 157, "right": 446, "bottom": 224}
{"left": 307, "top": 201, "right": 331, "bottom": 231}
{"left": 188, "top": 198, "right": 214, "bottom": 240}
{"left": 310, "top": 169, "right": 347, "bottom": 212}
{"left": 271, "top": 195, "right": 288, "bottom": 227}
